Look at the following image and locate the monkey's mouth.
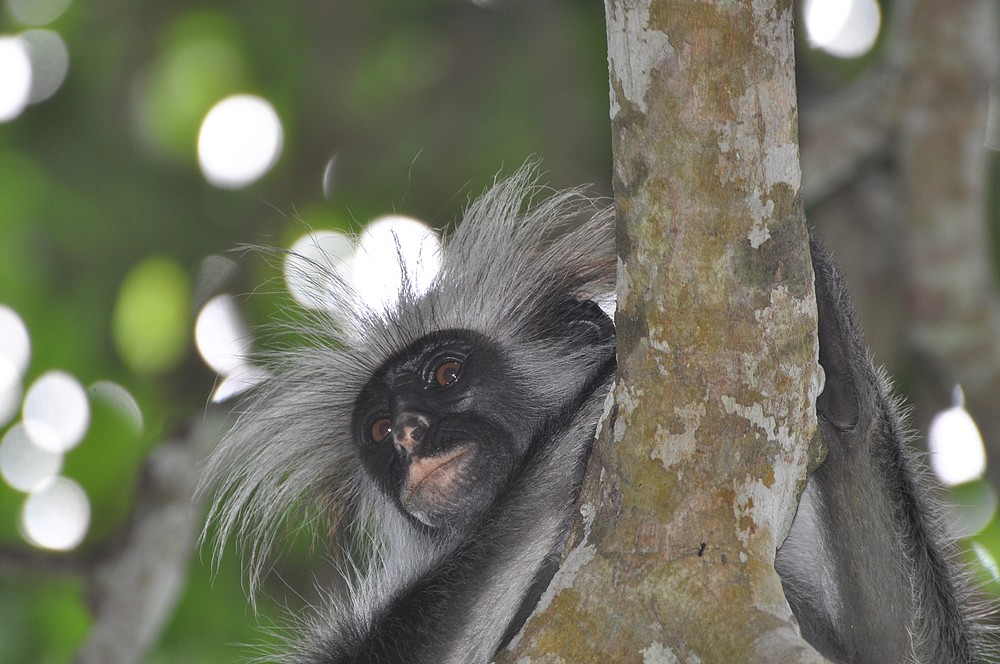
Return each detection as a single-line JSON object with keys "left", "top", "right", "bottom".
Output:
{"left": 401, "top": 445, "right": 471, "bottom": 511}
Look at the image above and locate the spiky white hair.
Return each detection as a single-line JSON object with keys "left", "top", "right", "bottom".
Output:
{"left": 199, "top": 164, "right": 615, "bottom": 605}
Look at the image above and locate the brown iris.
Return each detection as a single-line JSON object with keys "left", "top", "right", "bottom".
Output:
{"left": 434, "top": 360, "right": 462, "bottom": 387}
{"left": 370, "top": 418, "right": 392, "bottom": 443}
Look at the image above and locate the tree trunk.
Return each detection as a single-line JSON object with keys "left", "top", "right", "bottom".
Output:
{"left": 500, "top": 1, "right": 825, "bottom": 661}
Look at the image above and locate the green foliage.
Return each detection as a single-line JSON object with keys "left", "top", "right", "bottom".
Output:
{"left": 112, "top": 257, "right": 192, "bottom": 376}
{"left": 0, "top": 577, "right": 89, "bottom": 664}
{"left": 0, "top": 0, "right": 995, "bottom": 661}
{"left": 0, "top": 2, "right": 612, "bottom": 659}
{"left": 135, "top": 12, "right": 250, "bottom": 162}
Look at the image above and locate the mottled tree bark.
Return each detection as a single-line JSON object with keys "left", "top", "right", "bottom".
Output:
{"left": 500, "top": 1, "right": 825, "bottom": 661}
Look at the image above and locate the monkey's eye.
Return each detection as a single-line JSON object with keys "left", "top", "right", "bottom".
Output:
{"left": 433, "top": 360, "right": 462, "bottom": 387}
{"left": 370, "top": 418, "right": 392, "bottom": 444}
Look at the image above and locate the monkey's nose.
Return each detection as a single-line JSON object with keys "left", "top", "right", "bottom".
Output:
{"left": 393, "top": 413, "right": 430, "bottom": 457}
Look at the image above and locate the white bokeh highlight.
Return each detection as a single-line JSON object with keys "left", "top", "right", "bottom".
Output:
{"left": 0, "top": 306, "right": 30, "bottom": 378}
{"left": 21, "top": 476, "right": 90, "bottom": 551}
{"left": 88, "top": 380, "right": 144, "bottom": 434}
{"left": 22, "top": 370, "right": 90, "bottom": 453}
{"left": 322, "top": 154, "right": 339, "bottom": 200}
{"left": 928, "top": 385, "right": 986, "bottom": 487}
{"left": 0, "top": 305, "right": 30, "bottom": 423}
{"left": 211, "top": 363, "right": 270, "bottom": 403}
{"left": 198, "top": 216, "right": 441, "bottom": 397}
{"left": 6, "top": 0, "right": 72, "bottom": 26}
{"left": 21, "top": 29, "right": 69, "bottom": 104}
{"left": 804, "top": 0, "right": 881, "bottom": 59}
{"left": 0, "top": 423, "right": 62, "bottom": 492}
{"left": 196, "top": 294, "right": 252, "bottom": 375}
{"left": 286, "top": 230, "right": 356, "bottom": 309}
{"left": 195, "top": 294, "right": 268, "bottom": 402}
{"left": 198, "top": 94, "right": 284, "bottom": 189}
{"left": 0, "top": 381, "right": 21, "bottom": 428}
{"left": 973, "top": 541, "right": 1000, "bottom": 581}
{"left": 353, "top": 215, "right": 442, "bottom": 312}
{"left": 0, "top": 36, "right": 32, "bottom": 123}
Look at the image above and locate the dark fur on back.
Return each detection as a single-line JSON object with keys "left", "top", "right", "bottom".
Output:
{"left": 775, "top": 240, "right": 997, "bottom": 663}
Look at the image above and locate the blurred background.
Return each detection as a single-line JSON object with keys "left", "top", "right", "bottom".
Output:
{"left": 0, "top": 0, "right": 997, "bottom": 661}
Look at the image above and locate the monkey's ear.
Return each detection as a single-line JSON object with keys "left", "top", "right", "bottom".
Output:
{"left": 562, "top": 298, "right": 615, "bottom": 346}
{"left": 812, "top": 243, "right": 861, "bottom": 433}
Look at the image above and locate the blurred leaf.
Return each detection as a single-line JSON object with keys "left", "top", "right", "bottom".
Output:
{"left": 112, "top": 257, "right": 192, "bottom": 376}
{"left": 0, "top": 577, "right": 89, "bottom": 664}
{"left": 133, "top": 11, "right": 249, "bottom": 162}
{"left": 345, "top": 26, "right": 449, "bottom": 119}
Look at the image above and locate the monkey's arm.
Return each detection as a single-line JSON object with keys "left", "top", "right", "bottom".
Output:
{"left": 776, "top": 242, "right": 986, "bottom": 663}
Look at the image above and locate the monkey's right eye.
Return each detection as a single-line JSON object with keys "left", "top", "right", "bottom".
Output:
{"left": 370, "top": 418, "right": 392, "bottom": 444}
{"left": 433, "top": 360, "right": 462, "bottom": 387}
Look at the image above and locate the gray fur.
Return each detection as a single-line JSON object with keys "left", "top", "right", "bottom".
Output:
{"left": 200, "top": 164, "right": 615, "bottom": 661}
{"left": 202, "top": 168, "right": 994, "bottom": 663}
{"left": 775, "top": 242, "right": 998, "bottom": 663}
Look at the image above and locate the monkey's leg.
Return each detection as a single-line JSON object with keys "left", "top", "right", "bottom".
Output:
{"left": 776, "top": 242, "right": 981, "bottom": 664}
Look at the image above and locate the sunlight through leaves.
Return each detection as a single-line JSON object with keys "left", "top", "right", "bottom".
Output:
{"left": 22, "top": 371, "right": 89, "bottom": 454}
{"left": 0, "top": 36, "right": 32, "bottom": 122}
{"left": 21, "top": 476, "right": 90, "bottom": 551}
{"left": 803, "top": 0, "right": 881, "bottom": 59}
{"left": 198, "top": 95, "right": 283, "bottom": 189}
{"left": 929, "top": 385, "right": 987, "bottom": 487}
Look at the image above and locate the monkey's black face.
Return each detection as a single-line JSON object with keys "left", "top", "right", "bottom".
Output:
{"left": 353, "top": 330, "right": 530, "bottom": 532}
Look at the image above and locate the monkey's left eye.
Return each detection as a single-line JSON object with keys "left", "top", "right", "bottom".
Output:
{"left": 433, "top": 360, "right": 462, "bottom": 387}
{"left": 370, "top": 418, "right": 392, "bottom": 444}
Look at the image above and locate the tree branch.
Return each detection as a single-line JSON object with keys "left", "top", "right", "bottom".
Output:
{"left": 73, "top": 439, "right": 200, "bottom": 664}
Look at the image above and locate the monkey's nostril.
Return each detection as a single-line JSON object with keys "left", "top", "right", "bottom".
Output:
{"left": 392, "top": 413, "right": 431, "bottom": 456}
{"left": 394, "top": 413, "right": 430, "bottom": 441}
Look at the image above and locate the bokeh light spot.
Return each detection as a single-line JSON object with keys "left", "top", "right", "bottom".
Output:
{"left": 353, "top": 216, "right": 441, "bottom": 311}
{"left": 198, "top": 94, "right": 283, "bottom": 189}
{"left": 0, "top": 379, "right": 21, "bottom": 427}
{"left": 0, "top": 423, "right": 62, "bottom": 492}
{"left": 6, "top": 0, "right": 72, "bottom": 26}
{"left": 132, "top": 13, "right": 248, "bottom": 161}
{"left": 21, "top": 476, "right": 90, "bottom": 551}
{"left": 88, "top": 381, "right": 144, "bottom": 434}
{"left": 929, "top": 385, "right": 986, "bottom": 487}
{"left": 973, "top": 542, "right": 1000, "bottom": 581}
{"left": 0, "top": 36, "right": 32, "bottom": 123}
{"left": 803, "top": 0, "right": 881, "bottom": 59}
{"left": 211, "top": 363, "right": 269, "bottom": 403}
{"left": 22, "top": 370, "right": 89, "bottom": 454}
{"left": 112, "top": 256, "right": 192, "bottom": 375}
{"left": 0, "top": 304, "right": 27, "bottom": 426}
{"left": 20, "top": 29, "right": 69, "bottom": 104}
{"left": 195, "top": 293, "right": 251, "bottom": 375}
{"left": 195, "top": 294, "right": 267, "bottom": 401}
{"left": 322, "top": 154, "right": 339, "bottom": 200}
{"left": 286, "top": 230, "right": 355, "bottom": 310}
{"left": 0, "top": 304, "right": 30, "bottom": 378}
